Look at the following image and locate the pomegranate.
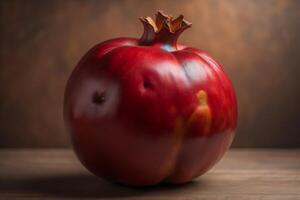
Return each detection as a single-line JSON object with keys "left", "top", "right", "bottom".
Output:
{"left": 64, "top": 11, "right": 237, "bottom": 186}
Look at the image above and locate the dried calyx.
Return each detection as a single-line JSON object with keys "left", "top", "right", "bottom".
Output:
{"left": 139, "top": 11, "right": 192, "bottom": 49}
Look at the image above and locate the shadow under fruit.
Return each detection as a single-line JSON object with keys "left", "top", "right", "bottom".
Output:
{"left": 64, "top": 11, "right": 237, "bottom": 186}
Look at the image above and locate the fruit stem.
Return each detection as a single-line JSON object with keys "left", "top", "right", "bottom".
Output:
{"left": 139, "top": 11, "right": 192, "bottom": 51}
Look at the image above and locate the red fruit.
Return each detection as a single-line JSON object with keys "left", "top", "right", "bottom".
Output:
{"left": 64, "top": 11, "right": 237, "bottom": 186}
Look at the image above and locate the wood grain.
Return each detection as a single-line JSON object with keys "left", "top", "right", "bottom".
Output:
{"left": 0, "top": 149, "right": 299, "bottom": 199}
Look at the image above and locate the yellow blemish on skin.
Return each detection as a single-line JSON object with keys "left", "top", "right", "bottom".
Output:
{"left": 189, "top": 90, "right": 212, "bottom": 135}
{"left": 197, "top": 90, "right": 208, "bottom": 106}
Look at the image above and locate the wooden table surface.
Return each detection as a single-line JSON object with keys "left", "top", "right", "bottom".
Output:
{"left": 0, "top": 149, "right": 299, "bottom": 200}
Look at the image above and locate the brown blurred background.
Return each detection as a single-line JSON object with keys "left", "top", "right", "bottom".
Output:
{"left": 0, "top": 0, "right": 300, "bottom": 148}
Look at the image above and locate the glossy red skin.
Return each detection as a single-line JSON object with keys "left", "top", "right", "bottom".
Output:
{"left": 64, "top": 38, "right": 237, "bottom": 186}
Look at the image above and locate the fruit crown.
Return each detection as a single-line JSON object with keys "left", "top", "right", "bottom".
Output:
{"left": 140, "top": 10, "right": 192, "bottom": 34}
{"left": 139, "top": 11, "right": 192, "bottom": 47}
